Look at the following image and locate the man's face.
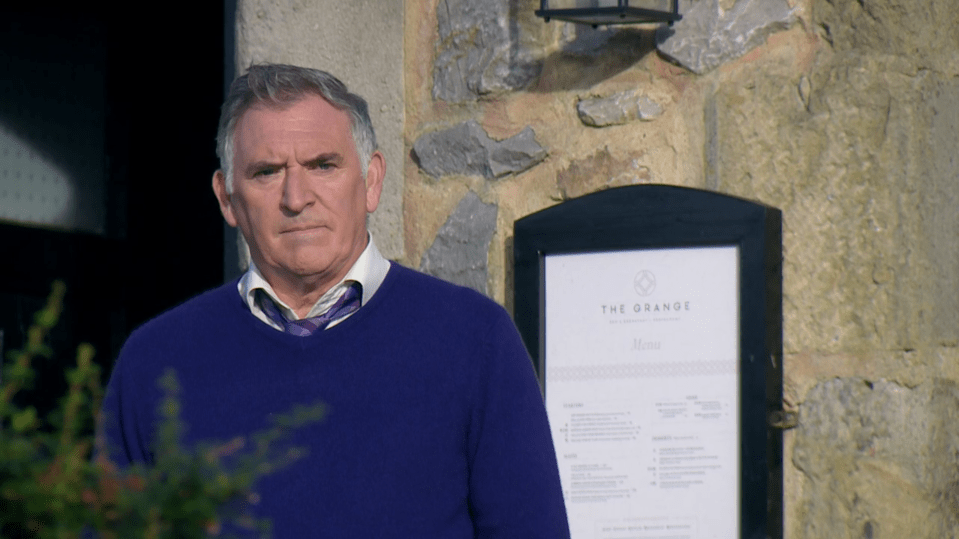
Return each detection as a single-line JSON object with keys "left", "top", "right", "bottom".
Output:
{"left": 213, "top": 95, "right": 384, "bottom": 296}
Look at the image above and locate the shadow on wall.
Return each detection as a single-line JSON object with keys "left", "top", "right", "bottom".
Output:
{"left": 529, "top": 26, "right": 661, "bottom": 93}
{"left": 433, "top": 0, "right": 663, "bottom": 101}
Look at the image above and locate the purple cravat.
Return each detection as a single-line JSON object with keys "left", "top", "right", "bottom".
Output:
{"left": 255, "top": 283, "right": 362, "bottom": 337}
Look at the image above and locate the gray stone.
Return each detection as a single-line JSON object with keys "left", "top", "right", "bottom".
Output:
{"left": 656, "top": 0, "right": 797, "bottom": 75}
{"left": 413, "top": 122, "right": 490, "bottom": 178}
{"left": 420, "top": 191, "right": 498, "bottom": 295}
{"left": 793, "top": 378, "right": 928, "bottom": 482}
{"left": 412, "top": 120, "right": 547, "bottom": 179}
{"left": 577, "top": 90, "right": 665, "bottom": 127}
{"left": 487, "top": 127, "right": 547, "bottom": 177}
{"left": 433, "top": 0, "right": 543, "bottom": 102}
{"left": 792, "top": 377, "right": 959, "bottom": 538}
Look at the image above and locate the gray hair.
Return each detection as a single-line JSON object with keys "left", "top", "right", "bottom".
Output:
{"left": 216, "top": 64, "right": 378, "bottom": 192}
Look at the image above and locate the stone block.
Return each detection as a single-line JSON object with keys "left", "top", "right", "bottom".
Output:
{"left": 656, "top": 0, "right": 797, "bottom": 75}
{"left": 813, "top": 0, "right": 959, "bottom": 65}
{"left": 708, "top": 43, "right": 959, "bottom": 354}
{"left": 792, "top": 377, "right": 959, "bottom": 537}
{"left": 433, "top": 0, "right": 544, "bottom": 102}
{"left": 412, "top": 120, "right": 547, "bottom": 179}
{"left": 576, "top": 90, "right": 664, "bottom": 127}
{"left": 420, "top": 191, "right": 498, "bottom": 295}
{"left": 556, "top": 148, "right": 652, "bottom": 200}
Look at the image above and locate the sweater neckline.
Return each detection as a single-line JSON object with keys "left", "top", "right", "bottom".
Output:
{"left": 230, "top": 261, "right": 400, "bottom": 345}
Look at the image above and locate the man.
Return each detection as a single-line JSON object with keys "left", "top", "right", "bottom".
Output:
{"left": 101, "top": 64, "right": 570, "bottom": 538}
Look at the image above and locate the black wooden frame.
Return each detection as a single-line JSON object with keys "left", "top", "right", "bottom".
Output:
{"left": 513, "top": 184, "right": 783, "bottom": 539}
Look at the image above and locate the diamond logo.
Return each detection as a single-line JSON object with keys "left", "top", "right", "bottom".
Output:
{"left": 633, "top": 270, "right": 656, "bottom": 296}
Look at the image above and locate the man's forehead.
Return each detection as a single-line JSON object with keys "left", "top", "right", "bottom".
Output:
{"left": 240, "top": 93, "right": 343, "bottom": 122}
{"left": 232, "top": 95, "right": 355, "bottom": 161}
{"left": 237, "top": 96, "right": 348, "bottom": 135}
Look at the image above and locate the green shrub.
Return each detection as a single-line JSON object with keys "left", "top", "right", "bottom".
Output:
{"left": 0, "top": 281, "right": 323, "bottom": 538}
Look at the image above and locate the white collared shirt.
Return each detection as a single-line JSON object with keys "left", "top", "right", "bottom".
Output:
{"left": 237, "top": 235, "right": 391, "bottom": 331}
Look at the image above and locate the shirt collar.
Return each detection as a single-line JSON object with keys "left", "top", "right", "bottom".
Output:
{"left": 237, "top": 234, "right": 391, "bottom": 328}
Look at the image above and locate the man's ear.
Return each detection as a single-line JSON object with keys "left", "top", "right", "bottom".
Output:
{"left": 212, "top": 170, "right": 238, "bottom": 227}
{"left": 364, "top": 151, "right": 386, "bottom": 214}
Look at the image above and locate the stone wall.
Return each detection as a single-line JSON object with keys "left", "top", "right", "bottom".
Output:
{"left": 235, "top": 0, "right": 959, "bottom": 535}
{"left": 401, "top": 0, "right": 959, "bottom": 537}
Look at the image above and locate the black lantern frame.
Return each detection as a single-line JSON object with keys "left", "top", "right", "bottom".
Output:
{"left": 535, "top": 0, "right": 682, "bottom": 26}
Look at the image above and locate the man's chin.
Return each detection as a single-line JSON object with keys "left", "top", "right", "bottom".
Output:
{"left": 281, "top": 227, "right": 330, "bottom": 245}
{"left": 276, "top": 259, "right": 345, "bottom": 286}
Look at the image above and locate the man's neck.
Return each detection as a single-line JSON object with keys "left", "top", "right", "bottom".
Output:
{"left": 252, "top": 236, "right": 370, "bottom": 319}
{"left": 265, "top": 270, "right": 350, "bottom": 319}
{"left": 238, "top": 234, "right": 391, "bottom": 327}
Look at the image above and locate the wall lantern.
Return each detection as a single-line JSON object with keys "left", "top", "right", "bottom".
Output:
{"left": 535, "top": 0, "right": 681, "bottom": 27}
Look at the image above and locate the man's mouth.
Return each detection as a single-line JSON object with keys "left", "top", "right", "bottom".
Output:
{"left": 282, "top": 224, "right": 324, "bottom": 234}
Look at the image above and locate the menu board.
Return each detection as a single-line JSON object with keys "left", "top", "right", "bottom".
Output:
{"left": 544, "top": 246, "right": 740, "bottom": 539}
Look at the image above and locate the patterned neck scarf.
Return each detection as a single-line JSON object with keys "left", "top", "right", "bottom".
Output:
{"left": 255, "top": 282, "right": 362, "bottom": 337}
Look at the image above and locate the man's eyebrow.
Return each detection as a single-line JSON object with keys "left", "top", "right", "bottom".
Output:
{"left": 303, "top": 152, "right": 343, "bottom": 167}
{"left": 245, "top": 160, "right": 284, "bottom": 176}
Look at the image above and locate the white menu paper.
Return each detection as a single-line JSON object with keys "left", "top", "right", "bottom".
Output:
{"left": 544, "top": 246, "right": 740, "bottom": 539}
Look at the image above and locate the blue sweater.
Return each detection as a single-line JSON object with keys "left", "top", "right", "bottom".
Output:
{"left": 101, "top": 263, "right": 570, "bottom": 538}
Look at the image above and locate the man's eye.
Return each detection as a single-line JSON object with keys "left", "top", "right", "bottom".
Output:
{"left": 254, "top": 167, "right": 281, "bottom": 177}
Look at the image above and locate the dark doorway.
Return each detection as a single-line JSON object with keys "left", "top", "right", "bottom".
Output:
{"left": 0, "top": 2, "right": 226, "bottom": 409}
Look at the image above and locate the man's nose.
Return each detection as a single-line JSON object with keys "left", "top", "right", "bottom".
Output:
{"left": 281, "top": 166, "right": 314, "bottom": 214}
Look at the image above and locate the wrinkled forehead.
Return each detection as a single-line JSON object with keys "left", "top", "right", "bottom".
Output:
{"left": 243, "top": 91, "right": 350, "bottom": 124}
{"left": 233, "top": 94, "right": 354, "bottom": 142}
{"left": 232, "top": 95, "right": 357, "bottom": 158}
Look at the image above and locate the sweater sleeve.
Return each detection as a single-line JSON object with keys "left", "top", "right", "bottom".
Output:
{"left": 98, "top": 335, "right": 159, "bottom": 468}
{"left": 466, "top": 311, "right": 571, "bottom": 539}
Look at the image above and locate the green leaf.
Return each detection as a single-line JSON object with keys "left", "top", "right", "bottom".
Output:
{"left": 12, "top": 407, "right": 38, "bottom": 433}
{"left": 26, "top": 342, "right": 54, "bottom": 358}
{"left": 76, "top": 343, "right": 96, "bottom": 367}
{"left": 34, "top": 307, "right": 59, "bottom": 329}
